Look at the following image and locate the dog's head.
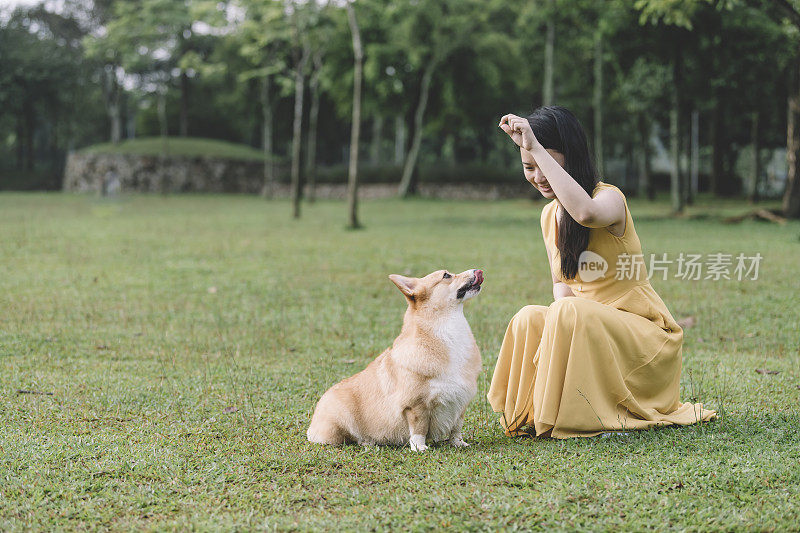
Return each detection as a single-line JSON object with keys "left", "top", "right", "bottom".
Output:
{"left": 388, "top": 269, "right": 483, "bottom": 311}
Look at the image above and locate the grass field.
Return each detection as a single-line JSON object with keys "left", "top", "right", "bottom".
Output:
{"left": 1, "top": 192, "right": 799, "bottom": 531}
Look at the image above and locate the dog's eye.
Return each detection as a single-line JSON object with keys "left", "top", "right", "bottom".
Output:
{"left": 443, "top": 272, "right": 452, "bottom": 279}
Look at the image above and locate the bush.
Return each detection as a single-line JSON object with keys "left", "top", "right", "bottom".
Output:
{"left": 309, "top": 163, "right": 519, "bottom": 185}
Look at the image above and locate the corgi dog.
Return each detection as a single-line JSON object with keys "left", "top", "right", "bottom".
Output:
{"left": 307, "top": 269, "right": 483, "bottom": 451}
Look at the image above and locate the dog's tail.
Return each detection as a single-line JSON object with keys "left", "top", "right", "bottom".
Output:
{"left": 307, "top": 393, "right": 349, "bottom": 445}
{"left": 307, "top": 417, "right": 346, "bottom": 445}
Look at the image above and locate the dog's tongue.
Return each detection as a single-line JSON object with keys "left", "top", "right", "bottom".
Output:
{"left": 474, "top": 269, "right": 484, "bottom": 286}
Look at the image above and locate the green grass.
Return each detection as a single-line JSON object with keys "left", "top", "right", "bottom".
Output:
{"left": 79, "top": 137, "right": 268, "bottom": 161}
{"left": 1, "top": 192, "right": 798, "bottom": 531}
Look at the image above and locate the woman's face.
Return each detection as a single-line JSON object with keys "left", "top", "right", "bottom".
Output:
{"left": 521, "top": 147, "right": 565, "bottom": 199}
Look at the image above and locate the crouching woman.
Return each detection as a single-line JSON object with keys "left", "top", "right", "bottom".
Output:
{"left": 487, "top": 105, "right": 715, "bottom": 438}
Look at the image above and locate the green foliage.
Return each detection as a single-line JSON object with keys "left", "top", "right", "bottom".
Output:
{"left": 80, "top": 136, "right": 271, "bottom": 161}
{"left": 0, "top": 0, "right": 798, "bottom": 191}
{"left": 312, "top": 163, "right": 520, "bottom": 184}
{"left": 0, "top": 5, "right": 103, "bottom": 182}
{"left": 234, "top": 0, "right": 292, "bottom": 83}
{"left": 635, "top": 0, "right": 705, "bottom": 29}
{"left": 0, "top": 193, "right": 798, "bottom": 528}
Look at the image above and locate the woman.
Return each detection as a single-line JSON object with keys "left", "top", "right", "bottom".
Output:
{"left": 487, "top": 106, "right": 715, "bottom": 438}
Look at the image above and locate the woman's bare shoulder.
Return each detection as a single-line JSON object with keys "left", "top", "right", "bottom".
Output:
{"left": 593, "top": 181, "right": 625, "bottom": 196}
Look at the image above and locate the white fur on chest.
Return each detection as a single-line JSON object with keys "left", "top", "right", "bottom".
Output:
{"left": 427, "top": 307, "right": 477, "bottom": 440}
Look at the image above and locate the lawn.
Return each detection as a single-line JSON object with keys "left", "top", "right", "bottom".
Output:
{"left": 1, "top": 192, "right": 798, "bottom": 531}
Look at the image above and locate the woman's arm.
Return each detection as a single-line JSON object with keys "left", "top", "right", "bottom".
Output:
{"left": 528, "top": 143, "right": 624, "bottom": 228}
{"left": 499, "top": 114, "right": 625, "bottom": 229}
{"left": 545, "top": 242, "right": 574, "bottom": 301}
{"left": 553, "top": 282, "right": 575, "bottom": 300}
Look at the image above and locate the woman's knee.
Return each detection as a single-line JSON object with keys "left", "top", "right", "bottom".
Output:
{"left": 546, "top": 297, "right": 581, "bottom": 325}
{"left": 514, "top": 304, "right": 547, "bottom": 321}
{"left": 510, "top": 304, "right": 547, "bottom": 332}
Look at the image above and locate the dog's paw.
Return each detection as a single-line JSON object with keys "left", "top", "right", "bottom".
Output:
{"left": 409, "top": 434, "right": 428, "bottom": 452}
{"left": 449, "top": 436, "right": 469, "bottom": 448}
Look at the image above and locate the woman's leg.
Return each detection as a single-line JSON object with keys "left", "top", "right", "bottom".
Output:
{"left": 487, "top": 304, "right": 548, "bottom": 435}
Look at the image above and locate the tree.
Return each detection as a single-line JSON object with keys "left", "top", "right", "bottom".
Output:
{"left": 236, "top": 0, "right": 292, "bottom": 196}
{"left": 392, "top": 0, "right": 487, "bottom": 197}
{"left": 287, "top": 1, "right": 312, "bottom": 218}
{"left": 636, "top": 0, "right": 703, "bottom": 213}
{"left": 81, "top": 0, "right": 126, "bottom": 144}
{"left": 102, "top": 0, "right": 199, "bottom": 140}
{"left": 767, "top": 0, "right": 800, "bottom": 217}
{"left": 0, "top": 5, "right": 90, "bottom": 178}
{"left": 304, "top": 4, "right": 336, "bottom": 203}
{"left": 543, "top": 0, "right": 556, "bottom": 106}
{"left": 345, "top": 1, "right": 363, "bottom": 229}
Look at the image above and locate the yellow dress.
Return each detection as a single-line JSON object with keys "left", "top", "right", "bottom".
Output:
{"left": 487, "top": 181, "right": 716, "bottom": 438}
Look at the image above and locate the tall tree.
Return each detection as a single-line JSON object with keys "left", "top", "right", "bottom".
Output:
{"left": 102, "top": 0, "right": 197, "bottom": 141}
{"left": 288, "top": 2, "right": 311, "bottom": 218}
{"left": 768, "top": 0, "right": 800, "bottom": 217}
{"left": 543, "top": 0, "right": 556, "bottom": 106}
{"left": 393, "top": 0, "right": 486, "bottom": 197}
{"left": 345, "top": 1, "right": 363, "bottom": 229}
{"left": 593, "top": 23, "right": 604, "bottom": 175}
{"left": 82, "top": 0, "right": 125, "bottom": 144}
{"left": 0, "top": 6, "right": 88, "bottom": 175}
{"left": 303, "top": 4, "right": 335, "bottom": 203}
{"left": 236, "top": 0, "right": 292, "bottom": 197}
{"left": 636, "top": 0, "right": 701, "bottom": 213}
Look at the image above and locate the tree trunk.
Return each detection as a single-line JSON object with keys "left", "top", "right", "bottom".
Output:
{"left": 23, "top": 98, "right": 34, "bottom": 171}
{"left": 306, "top": 53, "right": 322, "bottom": 203}
{"left": 398, "top": 60, "right": 435, "bottom": 198}
{"left": 125, "top": 93, "right": 136, "bottom": 139}
{"left": 370, "top": 115, "right": 384, "bottom": 164}
{"left": 394, "top": 115, "right": 406, "bottom": 165}
{"left": 680, "top": 112, "right": 691, "bottom": 206}
{"left": 346, "top": 3, "right": 363, "bottom": 229}
{"left": 593, "top": 29, "right": 603, "bottom": 175}
{"left": 442, "top": 134, "right": 455, "bottom": 163}
{"left": 669, "top": 110, "right": 686, "bottom": 212}
{"left": 291, "top": 46, "right": 310, "bottom": 219}
{"left": 749, "top": 110, "right": 760, "bottom": 204}
{"left": 670, "top": 40, "right": 684, "bottom": 214}
{"left": 261, "top": 75, "right": 275, "bottom": 198}
{"left": 637, "top": 114, "right": 653, "bottom": 200}
{"left": 543, "top": 0, "right": 555, "bottom": 106}
{"left": 669, "top": 103, "right": 683, "bottom": 214}
{"left": 690, "top": 109, "right": 699, "bottom": 203}
{"left": 109, "top": 104, "right": 122, "bottom": 144}
{"left": 710, "top": 93, "right": 723, "bottom": 196}
{"left": 179, "top": 70, "right": 189, "bottom": 137}
{"left": 15, "top": 112, "right": 24, "bottom": 170}
{"left": 103, "top": 66, "right": 123, "bottom": 144}
{"left": 157, "top": 89, "right": 168, "bottom": 139}
{"left": 783, "top": 59, "right": 800, "bottom": 218}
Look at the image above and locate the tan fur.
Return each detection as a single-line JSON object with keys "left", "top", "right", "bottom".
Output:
{"left": 307, "top": 268, "right": 483, "bottom": 451}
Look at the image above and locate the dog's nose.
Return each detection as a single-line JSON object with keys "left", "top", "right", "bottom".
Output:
{"left": 474, "top": 269, "right": 484, "bottom": 284}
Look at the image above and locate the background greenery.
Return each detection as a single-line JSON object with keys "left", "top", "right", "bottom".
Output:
{"left": 1, "top": 0, "right": 799, "bottom": 207}
{"left": 1, "top": 193, "right": 798, "bottom": 530}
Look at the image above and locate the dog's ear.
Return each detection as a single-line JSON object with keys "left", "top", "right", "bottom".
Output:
{"left": 389, "top": 274, "right": 417, "bottom": 299}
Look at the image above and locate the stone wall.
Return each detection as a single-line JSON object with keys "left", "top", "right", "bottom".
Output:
{"left": 64, "top": 152, "right": 269, "bottom": 194}
{"left": 63, "top": 152, "right": 533, "bottom": 199}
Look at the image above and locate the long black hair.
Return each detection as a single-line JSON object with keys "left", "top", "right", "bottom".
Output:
{"left": 526, "top": 105, "right": 599, "bottom": 280}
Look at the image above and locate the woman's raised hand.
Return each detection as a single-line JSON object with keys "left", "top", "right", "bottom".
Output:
{"left": 499, "top": 114, "right": 540, "bottom": 152}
